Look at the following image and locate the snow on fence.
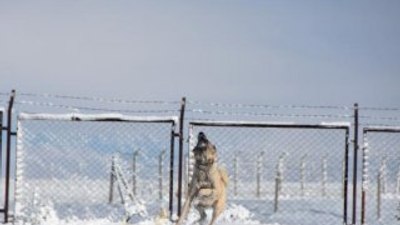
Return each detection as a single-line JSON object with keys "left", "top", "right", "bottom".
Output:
{"left": 187, "top": 120, "right": 350, "bottom": 225}
{"left": 361, "top": 127, "right": 400, "bottom": 225}
{"left": 14, "top": 113, "right": 177, "bottom": 224}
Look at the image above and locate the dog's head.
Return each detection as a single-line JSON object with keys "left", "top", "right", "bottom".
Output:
{"left": 193, "top": 132, "right": 217, "bottom": 166}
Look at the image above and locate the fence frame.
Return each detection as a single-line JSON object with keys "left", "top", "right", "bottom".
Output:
{"left": 14, "top": 112, "right": 178, "bottom": 221}
{"left": 0, "top": 90, "right": 16, "bottom": 223}
{"left": 187, "top": 120, "right": 351, "bottom": 224}
{"left": 361, "top": 126, "right": 400, "bottom": 225}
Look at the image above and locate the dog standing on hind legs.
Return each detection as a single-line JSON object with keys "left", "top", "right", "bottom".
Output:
{"left": 176, "top": 132, "right": 229, "bottom": 225}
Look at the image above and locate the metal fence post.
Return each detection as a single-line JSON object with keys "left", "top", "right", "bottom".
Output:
{"left": 377, "top": 172, "right": 382, "bottom": 220}
{"left": 183, "top": 153, "right": 189, "bottom": 197}
{"left": 274, "top": 153, "right": 285, "bottom": 213}
{"left": 159, "top": 149, "right": 166, "bottom": 200}
{"left": 109, "top": 156, "right": 115, "bottom": 203}
{"left": 132, "top": 150, "right": 140, "bottom": 195}
{"left": 234, "top": 152, "right": 239, "bottom": 197}
{"left": 321, "top": 155, "right": 327, "bottom": 197}
{"left": 380, "top": 157, "right": 387, "bottom": 194}
{"left": 274, "top": 177, "right": 280, "bottom": 213}
{"left": 396, "top": 166, "right": 400, "bottom": 195}
{"left": 344, "top": 128, "right": 350, "bottom": 225}
{"left": 342, "top": 158, "right": 345, "bottom": 199}
{"left": 169, "top": 121, "right": 176, "bottom": 219}
{"left": 300, "top": 154, "right": 307, "bottom": 197}
{"left": 4, "top": 90, "right": 15, "bottom": 223}
{"left": 352, "top": 103, "right": 359, "bottom": 225}
{"left": 177, "top": 97, "right": 186, "bottom": 216}
{"left": 256, "top": 151, "right": 264, "bottom": 198}
{"left": 361, "top": 129, "right": 368, "bottom": 225}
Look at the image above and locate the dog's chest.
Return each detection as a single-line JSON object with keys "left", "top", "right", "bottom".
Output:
{"left": 196, "top": 167, "right": 212, "bottom": 188}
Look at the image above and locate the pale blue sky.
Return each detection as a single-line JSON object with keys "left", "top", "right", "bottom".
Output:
{"left": 0, "top": 0, "right": 399, "bottom": 107}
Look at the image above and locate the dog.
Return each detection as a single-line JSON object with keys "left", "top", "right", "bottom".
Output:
{"left": 176, "top": 132, "right": 228, "bottom": 225}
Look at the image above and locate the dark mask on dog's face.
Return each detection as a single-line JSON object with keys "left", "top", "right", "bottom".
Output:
{"left": 193, "top": 132, "right": 216, "bottom": 166}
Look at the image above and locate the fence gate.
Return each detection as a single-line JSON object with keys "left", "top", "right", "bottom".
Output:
{"left": 186, "top": 120, "right": 351, "bottom": 225}
{"left": 361, "top": 127, "right": 400, "bottom": 225}
{"left": 14, "top": 113, "right": 177, "bottom": 224}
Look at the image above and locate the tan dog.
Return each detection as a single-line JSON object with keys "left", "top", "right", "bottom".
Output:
{"left": 176, "top": 132, "right": 228, "bottom": 225}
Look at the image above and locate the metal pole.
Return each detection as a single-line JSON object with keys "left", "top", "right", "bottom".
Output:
{"left": 300, "top": 154, "right": 306, "bottom": 197}
{"left": 177, "top": 97, "right": 186, "bottom": 216}
{"left": 4, "top": 89, "right": 15, "bottom": 223}
{"left": 352, "top": 103, "right": 359, "bottom": 225}
{"left": 183, "top": 153, "right": 188, "bottom": 197}
{"left": 109, "top": 156, "right": 115, "bottom": 203}
{"left": 256, "top": 151, "right": 264, "bottom": 198}
{"left": 274, "top": 153, "right": 285, "bottom": 213}
{"left": 321, "top": 156, "right": 327, "bottom": 197}
{"left": 132, "top": 150, "right": 139, "bottom": 195}
{"left": 377, "top": 173, "right": 381, "bottom": 220}
{"left": 344, "top": 128, "right": 350, "bottom": 225}
{"left": 274, "top": 176, "right": 280, "bottom": 213}
{"left": 396, "top": 166, "right": 400, "bottom": 195}
{"left": 234, "top": 152, "right": 239, "bottom": 197}
{"left": 380, "top": 157, "right": 387, "bottom": 194}
{"left": 159, "top": 149, "right": 166, "bottom": 200}
{"left": 169, "top": 122, "right": 176, "bottom": 218}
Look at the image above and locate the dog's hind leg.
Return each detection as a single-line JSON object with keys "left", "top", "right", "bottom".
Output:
{"left": 208, "top": 208, "right": 222, "bottom": 225}
{"left": 194, "top": 205, "right": 207, "bottom": 225}
{"left": 208, "top": 197, "right": 225, "bottom": 225}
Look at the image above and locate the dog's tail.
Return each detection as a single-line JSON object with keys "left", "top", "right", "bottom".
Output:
{"left": 218, "top": 167, "right": 229, "bottom": 187}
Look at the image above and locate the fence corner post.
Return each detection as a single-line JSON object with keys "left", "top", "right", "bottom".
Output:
{"left": 177, "top": 97, "right": 186, "bottom": 217}
{"left": 352, "top": 103, "right": 359, "bottom": 225}
{"left": 4, "top": 89, "right": 16, "bottom": 223}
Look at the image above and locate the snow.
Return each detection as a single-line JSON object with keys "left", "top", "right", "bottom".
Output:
{"left": 18, "top": 112, "right": 179, "bottom": 124}
{"left": 363, "top": 125, "right": 400, "bottom": 131}
{"left": 189, "top": 120, "right": 297, "bottom": 126}
{"left": 190, "top": 120, "right": 350, "bottom": 128}
{"left": 320, "top": 121, "right": 351, "bottom": 127}
{"left": 13, "top": 203, "right": 274, "bottom": 225}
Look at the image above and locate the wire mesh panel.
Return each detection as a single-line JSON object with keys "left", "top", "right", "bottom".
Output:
{"left": 362, "top": 127, "right": 400, "bottom": 225}
{"left": 187, "top": 121, "right": 350, "bottom": 225}
{"left": 14, "top": 113, "right": 176, "bottom": 224}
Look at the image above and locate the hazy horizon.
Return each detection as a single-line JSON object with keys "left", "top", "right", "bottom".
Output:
{"left": 1, "top": 1, "right": 399, "bottom": 107}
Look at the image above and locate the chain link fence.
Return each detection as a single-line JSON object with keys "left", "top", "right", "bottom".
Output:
{"left": 3, "top": 91, "right": 399, "bottom": 225}
{"left": 361, "top": 127, "right": 400, "bottom": 225}
{"left": 186, "top": 121, "right": 350, "bottom": 225}
{"left": 14, "top": 113, "right": 176, "bottom": 224}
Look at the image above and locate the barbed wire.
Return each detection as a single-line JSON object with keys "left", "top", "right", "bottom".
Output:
{"left": 187, "top": 100, "right": 352, "bottom": 111}
{"left": 14, "top": 100, "right": 179, "bottom": 114}
{"left": 18, "top": 92, "right": 180, "bottom": 105}
{"left": 359, "top": 106, "right": 400, "bottom": 111}
{"left": 359, "top": 115, "right": 400, "bottom": 121}
{"left": 188, "top": 109, "right": 353, "bottom": 119}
